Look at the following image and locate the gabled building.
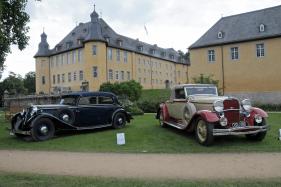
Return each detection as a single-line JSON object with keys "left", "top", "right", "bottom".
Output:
{"left": 188, "top": 5, "right": 281, "bottom": 103}
{"left": 34, "top": 8, "right": 189, "bottom": 94}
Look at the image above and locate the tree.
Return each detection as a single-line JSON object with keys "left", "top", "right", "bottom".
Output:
{"left": 99, "top": 80, "right": 142, "bottom": 101}
{"left": 178, "top": 50, "right": 190, "bottom": 62}
{"left": 23, "top": 71, "right": 35, "bottom": 94}
{"left": 1, "top": 71, "right": 26, "bottom": 95}
{"left": 192, "top": 74, "right": 222, "bottom": 95}
{"left": 0, "top": 0, "right": 30, "bottom": 74}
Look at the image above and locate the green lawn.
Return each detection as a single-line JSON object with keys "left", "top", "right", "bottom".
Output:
{"left": 0, "top": 172, "right": 281, "bottom": 187}
{"left": 0, "top": 112, "right": 280, "bottom": 153}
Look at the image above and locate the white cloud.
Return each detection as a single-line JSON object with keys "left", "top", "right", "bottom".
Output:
{"left": 2, "top": 0, "right": 280, "bottom": 79}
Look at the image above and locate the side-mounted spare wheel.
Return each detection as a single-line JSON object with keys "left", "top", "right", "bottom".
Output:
{"left": 195, "top": 117, "right": 214, "bottom": 146}
{"left": 57, "top": 108, "right": 75, "bottom": 125}
{"left": 31, "top": 118, "right": 55, "bottom": 141}
{"left": 112, "top": 113, "right": 126, "bottom": 129}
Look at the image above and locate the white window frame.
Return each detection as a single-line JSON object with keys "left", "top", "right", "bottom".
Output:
{"left": 92, "top": 45, "right": 97, "bottom": 55}
{"left": 230, "top": 47, "right": 239, "bottom": 60}
{"left": 93, "top": 66, "right": 98, "bottom": 78}
{"left": 208, "top": 50, "right": 215, "bottom": 62}
{"left": 256, "top": 43, "right": 265, "bottom": 58}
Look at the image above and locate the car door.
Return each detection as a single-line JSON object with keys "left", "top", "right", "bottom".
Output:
{"left": 166, "top": 88, "right": 187, "bottom": 120}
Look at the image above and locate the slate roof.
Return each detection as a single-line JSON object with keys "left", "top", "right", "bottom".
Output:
{"left": 189, "top": 5, "right": 281, "bottom": 49}
{"left": 35, "top": 10, "right": 189, "bottom": 65}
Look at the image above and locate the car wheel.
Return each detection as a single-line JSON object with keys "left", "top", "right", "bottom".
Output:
{"left": 31, "top": 118, "right": 55, "bottom": 141}
{"left": 57, "top": 108, "right": 75, "bottom": 125}
{"left": 246, "top": 118, "right": 267, "bottom": 141}
{"left": 195, "top": 118, "right": 214, "bottom": 146}
{"left": 112, "top": 113, "right": 126, "bottom": 129}
{"left": 159, "top": 110, "right": 167, "bottom": 127}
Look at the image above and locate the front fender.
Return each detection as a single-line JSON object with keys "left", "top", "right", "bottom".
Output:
{"left": 195, "top": 110, "right": 219, "bottom": 123}
{"left": 251, "top": 107, "right": 268, "bottom": 118}
{"left": 29, "top": 113, "right": 76, "bottom": 130}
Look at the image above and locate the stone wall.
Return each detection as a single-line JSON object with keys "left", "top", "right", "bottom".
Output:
{"left": 225, "top": 91, "right": 281, "bottom": 105}
{"left": 3, "top": 95, "right": 61, "bottom": 119}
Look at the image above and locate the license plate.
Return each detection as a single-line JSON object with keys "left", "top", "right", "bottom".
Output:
{"left": 232, "top": 121, "right": 246, "bottom": 128}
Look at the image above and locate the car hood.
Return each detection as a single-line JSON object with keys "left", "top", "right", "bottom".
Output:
{"left": 189, "top": 95, "right": 230, "bottom": 104}
{"left": 31, "top": 104, "right": 73, "bottom": 109}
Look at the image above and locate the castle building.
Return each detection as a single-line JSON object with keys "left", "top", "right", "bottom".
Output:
{"left": 188, "top": 5, "right": 281, "bottom": 102}
{"left": 34, "top": 8, "right": 189, "bottom": 94}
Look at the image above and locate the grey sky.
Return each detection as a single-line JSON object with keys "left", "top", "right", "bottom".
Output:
{"left": 2, "top": 0, "right": 280, "bottom": 79}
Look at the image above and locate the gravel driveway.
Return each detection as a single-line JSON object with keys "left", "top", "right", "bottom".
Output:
{"left": 0, "top": 150, "right": 281, "bottom": 179}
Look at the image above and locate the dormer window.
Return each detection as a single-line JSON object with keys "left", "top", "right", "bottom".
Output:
{"left": 151, "top": 49, "right": 156, "bottom": 55}
{"left": 66, "top": 41, "right": 72, "bottom": 49}
{"left": 217, "top": 31, "right": 223, "bottom": 39}
{"left": 117, "top": 39, "right": 123, "bottom": 47}
{"left": 83, "top": 28, "right": 87, "bottom": 33}
{"left": 55, "top": 45, "right": 62, "bottom": 52}
{"left": 138, "top": 45, "right": 143, "bottom": 52}
{"left": 170, "top": 54, "right": 174, "bottom": 60}
{"left": 71, "top": 32, "right": 75, "bottom": 36}
{"left": 105, "top": 37, "right": 110, "bottom": 43}
{"left": 161, "top": 51, "right": 166, "bottom": 57}
{"left": 259, "top": 24, "right": 265, "bottom": 32}
{"left": 77, "top": 38, "right": 84, "bottom": 45}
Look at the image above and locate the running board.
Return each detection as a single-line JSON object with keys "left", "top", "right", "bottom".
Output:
{"left": 164, "top": 121, "right": 186, "bottom": 130}
{"left": 76, "top": 124, "right": 112, "bottom": 130}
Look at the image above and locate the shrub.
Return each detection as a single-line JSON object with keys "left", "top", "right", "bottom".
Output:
{"left": 100, "top": 80, "right": 142, "bottom": 101}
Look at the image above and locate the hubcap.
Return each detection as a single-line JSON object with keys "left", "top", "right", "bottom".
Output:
{"left": 40, "top": 125, "right": 48, "bottom": 135}
{"left": 118, "top": 118, "right": 123, "bottom": 125}
{"left": 197, "top": 121, "right": 207, "bottom": 142}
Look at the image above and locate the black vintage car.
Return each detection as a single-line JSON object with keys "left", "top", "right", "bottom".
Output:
{"left": 11, "top": 92, "right": 133, "bottom": 141}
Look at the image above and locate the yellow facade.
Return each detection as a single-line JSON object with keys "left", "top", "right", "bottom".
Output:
{"left": 189, "top": 37, "right": 281, "bottom": 94}
{"left": 35, "top": 43, "right": 188, "bottom": 94}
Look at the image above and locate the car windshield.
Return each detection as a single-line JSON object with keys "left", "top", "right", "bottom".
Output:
{"left": 185, "top": 86, "right": 218, "bottom": 96}
{"left": 59, "top": 96, "right": 77, "bottom": 106}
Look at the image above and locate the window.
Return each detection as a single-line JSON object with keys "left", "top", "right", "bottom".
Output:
{"left": 231, "top": 47, "right": 239, "bottom": 60}
{"left": 56, "top": 56, "right": 59, "bottom": 67}
{"left": 259, "top": 24, "right": 265, "bottom": 32}
{"left": 116, "top": 49, "right": 120, "bottom": 62}
{"left": 124, "top": 51, "right": 128, "bottom": 63}
{"left": 108, "top": 69, "right": 113, "bottom": 80}
{"left": 79, "top": 70, "right": 83, "bottom": 81}
{"left": 61, "top": 54, "right": 63, "bottom": 66}
{"left": 73, "top": 71, "right": 77, "bottom": 81}
{"left": 66, "top": 52, "right": 70, "bottom": 64}
{"left": 208, "top": 50, "right": 215, "bottom": 62}
{"left": 79, "top": 96, "right": 97, "bottom": 105}
{"left": 42, "top": 76, "right": 45, "bottom": 85}
{"left": 78, "top": 49, "right": 82, "bottom": 63}
{"left": 127, "top": 71, "right": 130, "bottom": 80}
{"left": 62, "top": 74, "right": 65, "bottom": 83}
{"left": 72, "top": 51, "right": 76, "bottom": 64}
{"left": 107, "top": 48, "right": 112, "bottom": 60}
{"left": 99, "top": 96, "right": 113, "bottom": 104}
{"left": 68, "top": 72, "right": 71, "bottom": 82}
{"left": 121, "top": 71, "right": 124, "bottom": 80}
{"left": 256, "top": 43, "right": 265, "bottom": 57}
{"left": 92, "top": 45, "right": 97, "bottom": 55}
{"left": 53, "top": 75, "right": 55, "bottom": 84}
{"left": 138, "top": 46, "right": 143, "bottom": 51}
{"left": 217, "top": 31, "right": 223, "bottom": 39}
{"left": 175, "top": 88, "right": 186, "bottom": 99}
{"left": 115, "top": 71, "right": 119, "bottom": 80}
{"left": 93, "top": 66, "right": 98, "bottom": 78}
{"left": 57, "top": 74, "right": 60, "bottom": 84}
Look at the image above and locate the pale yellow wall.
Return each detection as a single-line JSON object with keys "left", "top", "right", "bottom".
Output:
{"left": 35, "top": 57, "right": 50, "bottom": 94}
{"left": 189, "top": 37, "right": 281, "bottom": 93}
{"left": 36, "top": 41, "right": 189, "bottom": 94}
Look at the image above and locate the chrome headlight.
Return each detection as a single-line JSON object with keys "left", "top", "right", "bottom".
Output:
{"left": 254, "top": 114, "right": 263, "bottom": 124}
{"left": 242, "top": 99, "right": 252, "bottom": 112}
{"left": 219, "top": 116, "right": 228, "bottom": 127}
{"left": 30, "top": 106, "right": 38, "bottom": 116}
{"left": 213, "top": 100, "right": 224, "bottom": 113}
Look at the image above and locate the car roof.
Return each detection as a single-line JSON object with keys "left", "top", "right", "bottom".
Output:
{"left": 62, "top": 91, "right": 117, "bottom": 98}
{"left": 173, "top": 84, "right": 216, "bottom": 89}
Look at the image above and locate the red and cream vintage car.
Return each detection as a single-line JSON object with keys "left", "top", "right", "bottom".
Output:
{"left": 156, "top": 84, "right": 269, "bottom": 146}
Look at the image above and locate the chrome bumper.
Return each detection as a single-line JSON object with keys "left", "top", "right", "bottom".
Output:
{"left": 213, "top": 125, "right": 269, "bottom": 136}
{"left": 10, "top": 129, "right": 31, "bottom": 136}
